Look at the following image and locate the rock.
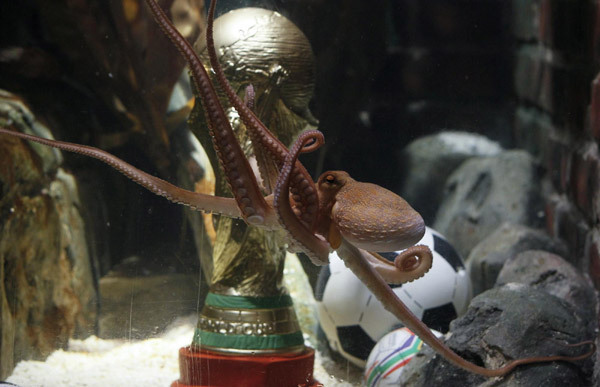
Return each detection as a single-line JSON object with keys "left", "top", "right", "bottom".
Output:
{"left": 0, "top": 91, "right": 63, "bottom": 175}
{"left": 399, "top": 284, "right": 594, "bottom": 386}
{"left": 433, "top": 150, "right": 544, "bottom": 258}
{"left": 0, "top": 93, "right": 97, "bottom": 380}
{"left": 466, "top": 223, "right": 567, "bottom": 295}
{"left": 496, "top": 250, "right": 596, "bottom": 331}
{"left": 399, "top": 131, "right": 502, "bottom": 224}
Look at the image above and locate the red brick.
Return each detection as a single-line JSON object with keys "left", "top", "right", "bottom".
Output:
{"left": 570, "top": 143, "right": 600, "bottom": 222}
{"left": 515, "top": 45, "right": 545, "bottom": 102}
{"left": 560, "top": 146, "right": 572, "bottom": 194}
{"left": 594, "top": 2, "right": 600, "bottom": 63}
{"left": 547, "top": 193, "right": 590, "bottom": 264}
{"left": 512, "top": 0, "right": 540, "bottom": 42}
{"left": 543, "top": 133, "right": 570, "bottom": 193}
{"left": 596, "top": 170, "right": 600, "bottom": 227}
{"left": 545, "top": 197, "right": 558, "bottom": 238}
{"left": 539, "top": 0, "right": 593, "bottom": 55}
{"left": 514, "top": 45, "right": 589, "bottom": 129}
{"left": 587, "top": 228, "right": 600, "bottom": 289}
{"left": 591, "top": 73, "right": 600, "bottom": 142}
{"left": 539, "top": 0, "right": 551, "bottom": 44}
{"left": 514, "top": 107, "right": 555, "bottom": 160}
{"left": 513, "top": 0, "right": 592, "bottom": 54}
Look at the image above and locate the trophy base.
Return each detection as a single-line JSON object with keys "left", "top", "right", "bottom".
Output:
{"left": 171, "top": 346, "right": 322, "bottom": 387}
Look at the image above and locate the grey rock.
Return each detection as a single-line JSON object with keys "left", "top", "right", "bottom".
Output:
{"left": 49, "top": 170, "right": 98, "bottom": 339}
{"left": 399, "top": 131, "right": 502, "bottom": 224}
{"left": 496, "top": 250, "right": 596, "bottom": 330}
{"left": 433, "top": 150, "right": 544, "bottom": 258}
{"left": 399, "top": 284, "right": 593, "bottom": 386}
{"left": 0, "top": 90, "right": 62, "bottom": 174}
{"left": 466, "top": 223, "right": 567, "bottom": 295}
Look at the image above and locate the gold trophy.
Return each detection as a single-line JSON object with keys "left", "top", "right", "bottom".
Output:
{"left": 175, "top": 7, "right": 321, "bottom": 386}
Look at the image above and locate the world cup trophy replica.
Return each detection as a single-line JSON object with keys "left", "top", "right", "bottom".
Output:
{"left": 173, "top": 7, "right": 321, "bottom": 387}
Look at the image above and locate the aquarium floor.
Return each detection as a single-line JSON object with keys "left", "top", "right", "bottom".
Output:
{"left": 7, "top": 254, "right": 362, "bottom": 386}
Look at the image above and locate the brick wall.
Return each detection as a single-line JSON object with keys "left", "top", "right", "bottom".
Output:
{"left": 496, "top": 0, "right": 600, "bottom": 383}
{"left": 512, "top": 0, "right": 599, "bottom": 283}
{"left": 512, "top": 1, "right": 600, "bottom": 379}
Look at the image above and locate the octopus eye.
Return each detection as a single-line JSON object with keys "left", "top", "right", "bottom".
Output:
{"left": 325, "top": 174, "right": 336, "bottom": 184}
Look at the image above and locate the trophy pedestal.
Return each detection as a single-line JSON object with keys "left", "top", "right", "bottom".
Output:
{"left": 171, "top": 346, "right": 321, "bottom": 387}
{"left": 172, "top": 293, "right": 321, "bottom": 387}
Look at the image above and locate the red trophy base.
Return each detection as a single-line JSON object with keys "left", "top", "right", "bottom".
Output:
{"left": 171, "top": 346, "right": 322, "bottom": 387}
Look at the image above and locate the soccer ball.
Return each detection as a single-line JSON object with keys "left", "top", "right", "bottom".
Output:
{"left": 315, "top": 227, "right": 471, "bottom": 367}
{"left": 364, "top": 327, "right": 442, "bottom": 387}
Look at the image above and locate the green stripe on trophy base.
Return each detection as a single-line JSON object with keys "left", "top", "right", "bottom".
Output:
{"left": 193, "top": 329, "right": 304, "bottom": 351}
{"left": 194, "top": 292, "right": 305, "bottom": 354}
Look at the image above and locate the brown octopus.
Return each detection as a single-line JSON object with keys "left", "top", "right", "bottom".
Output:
{"left": 0, "top": 0, "right": 593, "bottom": 377}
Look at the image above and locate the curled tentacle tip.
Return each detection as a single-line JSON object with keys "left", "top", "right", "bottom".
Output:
{"left": 393, "top": 245, "right": 431, "bottom": 272}
{"left": 563, "top": 340, "right": 596, "bottom": 360}
{"left": 395, "top": 255, "right": 420, "bottom": 272}
{"left": 564, "top": 340, "right": 595, "bottom": 349}
{"left": 302, "top": 138, "right": 317, "bottom": 148}
{"left": 298, "top": 130, "right": 324, "bottom": 153}
{"left": 549, "top": 338, "right": 596, "bottom": 349}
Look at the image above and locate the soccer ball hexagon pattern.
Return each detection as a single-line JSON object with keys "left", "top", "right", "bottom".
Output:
{"left": 315, "top": 227, "right": 472, "bottom": 367}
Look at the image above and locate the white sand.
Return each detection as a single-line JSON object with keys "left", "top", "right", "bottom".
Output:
{"left": 7, "top": 316, "right": 194, "bottom": 387}
{"left": 7, "top": 254, "right": 361, "bottom": 386}
{"left": 7, "top": 317, "right": 359, "bottom": 386}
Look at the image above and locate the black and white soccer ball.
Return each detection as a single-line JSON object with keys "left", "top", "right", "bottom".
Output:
{"left": 315, "top": 227, "right": 471, "bottom": 367}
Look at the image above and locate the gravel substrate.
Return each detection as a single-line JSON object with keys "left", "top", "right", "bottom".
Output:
{"left": 7, "top": 316, "right": 359, "bottom": 386}
{"left": 6, "top": 254, "right": 361, "bottom": 386}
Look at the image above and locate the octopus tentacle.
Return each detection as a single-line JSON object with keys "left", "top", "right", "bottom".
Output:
{"left": 144, "top": 0, "right": 271, "bottom": 225}
{"left": 364, "top": 245, "right": 432, "bottom": 284}
{"left": 206, "top": 0, "right": 319, "bottom": 229}
{"left": 0, "top": 127, "right": 242, "bottom": 218}
{"left": 274, "top": 130, "right": 329, "bottom": 265}
{"left": 336, "top": 238, "right": 595, "bottom": 377}
{"left": 2, "top": 2, "right": 591, "bottom": 378}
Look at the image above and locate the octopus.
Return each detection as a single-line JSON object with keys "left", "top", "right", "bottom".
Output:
{"left": 0, "top": 0, "right": 593, "bottom": 378}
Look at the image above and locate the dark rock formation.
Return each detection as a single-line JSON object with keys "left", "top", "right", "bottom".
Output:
{"left": 466, "top": 223, "right": 567, "bottom": 295}
{"left": 433, "top": 150, "right": 544, "bottom": 258}
{"left": 399, "top": 285, "right": 594, "bottom": 386}
{"left": 496, "top": 249, "right": 596, "bottom": 332}
{"left": 399, "top": 131, "right": 502, "bottom": 224}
